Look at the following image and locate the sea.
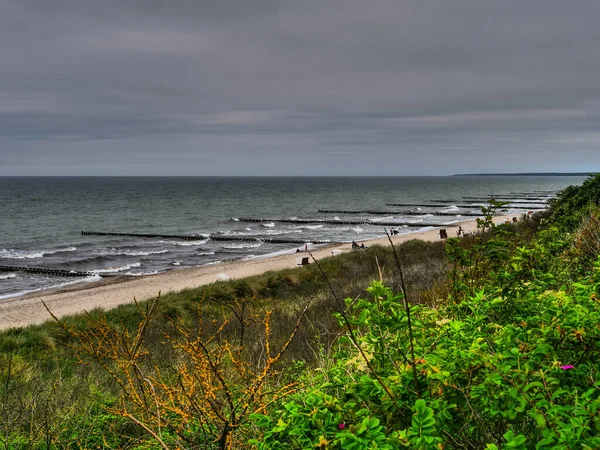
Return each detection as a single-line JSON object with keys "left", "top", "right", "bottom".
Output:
{"left": 0, "top": 176, "right": 588, "bottom": 299}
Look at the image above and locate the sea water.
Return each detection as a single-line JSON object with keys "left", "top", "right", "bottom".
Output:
{"left": 0, "top": 176, "right": 587, "bottom": 298}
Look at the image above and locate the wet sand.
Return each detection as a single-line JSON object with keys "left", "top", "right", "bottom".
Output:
{"left": 0, "top": 215, "right": 515, "bottom": 330}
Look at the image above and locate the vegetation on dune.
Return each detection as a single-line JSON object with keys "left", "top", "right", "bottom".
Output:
{"left": 2, "top": 175, "right": 600, "bottom": 448}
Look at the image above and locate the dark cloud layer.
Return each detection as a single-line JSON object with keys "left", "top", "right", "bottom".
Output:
{"left": 1, "top": 0, "right": 600, "bottom": 175}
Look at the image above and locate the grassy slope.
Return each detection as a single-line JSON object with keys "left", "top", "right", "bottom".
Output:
{"left": 1, "top": 239, "right": 447, "bottom": 448}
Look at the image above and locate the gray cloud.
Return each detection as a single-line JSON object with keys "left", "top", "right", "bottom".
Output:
{"left": 1, "top": 0, "right": 600, "bottom": 175}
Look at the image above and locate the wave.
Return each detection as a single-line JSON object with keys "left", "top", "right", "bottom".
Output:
{"left": 203, "top": 260, "right": 223, "bottom": 266}
{"left": 220, "top": 243, "right": 262, "bottom": 249}
{"left": 0, "top": 247, "right": 77, "bottom": 260}
{"left": 0, "top": 273, "right": 17, "bottom": 280}
{"left": 156, "top": 239, "right": 208, "bottom": 246}
{"left": 172, "top": 260, "right": 182, "bottom": 266}
{"left": 265, "top": 229, "right": 303, "bottom": 235}
{"left": 331, "top": 226, "right": 351, "bottom": 232}
{"left": 125, "top": 270, "right": 165, "bottom": 276}
{"left": 442, "top": 205, "right": 460, "bottom": 212}
{"left": 0, "top": 275, "right": 102, "bottom": 300}
{"left": 195, "top": 251, "right": 216, "bottom": 256}
{"left": 369, "top": 216, "right": 394, "bottom": 222}
{"left": 94, "top": 247, "right": 169, "bottom": 257}
{"left": 231, "top": 217, "right": 240, "bottom": 221}
{"left": 294, "top": 224, "right": 323, "bottom": 230}
{"left": 91, "top": 262, "right": 141, "bottom": 274}
{"left": 261, "top": 222, "right": 275, "bottom": 228}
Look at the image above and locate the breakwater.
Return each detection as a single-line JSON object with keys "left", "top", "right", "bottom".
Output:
{"left": 0, "top": 265, "right": 106, "bottom": 278}
{"left": 81, "top": 231, "right": 332, "bottom": 245}
{"left": 386, "top": 203, "right": 546, "bottom": 209}
{"left": 234, "top": 218, "right": 455, "bottom": 227}
{"left": 317, "top": 209, "right": 484, "bottom": 217}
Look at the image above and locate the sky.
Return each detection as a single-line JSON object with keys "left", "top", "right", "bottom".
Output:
{"left": 1, "top": 0, "right": 600, "bottom": 176}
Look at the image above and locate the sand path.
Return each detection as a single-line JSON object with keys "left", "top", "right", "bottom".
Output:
{"left": 0, "top": 215, "right": 516, "bottom": 330}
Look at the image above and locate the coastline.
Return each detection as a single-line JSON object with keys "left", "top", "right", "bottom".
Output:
{"left": 0, "top": 214, "right": 515, "bottom": 330}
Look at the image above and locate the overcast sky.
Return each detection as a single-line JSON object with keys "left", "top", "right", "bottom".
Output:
{"left": 1, "top": 0, "right": 599, "bottom": 176}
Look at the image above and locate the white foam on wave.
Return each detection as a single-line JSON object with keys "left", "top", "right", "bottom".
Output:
{"left": 0, "top": 273, "right": 17, "bottom": 280}
{"left": 231, "top": 217, "right": 240, "bottom": 221}
{"left": 125, "top": 270, "right": 164, "bottom": 276}
{"left": 0, "top": 275, "right": 102, "bottom": 300}
{"left": 172, "top": 260, "right": 182, "bottom": 266}
{"left": 333, "top": 216, "right": 341, "bottom": 221}
{"left": 203, "top": 260, "right": 223, "bottom": 266}
{"left": 196, "top": 251, "right": 216, "bottom": 256}
{"left": 266, "top": 229, "right": 303, "bottom": 235}
{"left": 91, "top": 262, "right": 141, "bottom": 274}
{"left": 442, "top": 205, "right": 460, "bottom": 212}
{"left": 0, "top": 247, "right": 77, "bottom": 260}
{"left": 262, "top": 222, "right": 275, "bottom": 228}
{"left": 369, "top": 216, "right": 394, "bottom": 222}
{"left": 352, "top": 227, "right": 364, "bottom": 233}
{"left": 225, "top": 228, "right": 302, "bottom": 236}
{"left": 294, "top": 224, "right": 323, "bottom": 230}
{"left": 221, "top": 242, "right": 262, "bottom": 249}
{"left": 95, "top": 248, "right": 169, "bottom": 256}
{"left": 156, "top": 239, "right": 208, "bottom": 246}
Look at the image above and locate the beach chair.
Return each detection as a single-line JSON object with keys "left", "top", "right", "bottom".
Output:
{"left": 297, "top": 256, "right": 310, "bottom": 266}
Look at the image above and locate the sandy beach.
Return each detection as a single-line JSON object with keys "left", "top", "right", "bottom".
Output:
{"left": 0, "top": 215, "right": 516, "bottom": 330}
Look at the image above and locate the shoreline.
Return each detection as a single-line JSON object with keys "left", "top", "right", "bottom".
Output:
{"left": 0, "top": 215, "right": 515, "bottom": 330}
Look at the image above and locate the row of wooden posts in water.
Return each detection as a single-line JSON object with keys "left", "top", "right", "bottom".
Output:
{"left": 0, "top": 265, "right": 103, "bottom": 278}
{"left": 80, "top": 231, "right": 333, "bottom": 245}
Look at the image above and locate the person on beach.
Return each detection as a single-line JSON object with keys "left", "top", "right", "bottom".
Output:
{"left": 457, "top": 226, "right": 463, "bottom": 237}
{"left": 352, "top": 241, "right": 359, "bottom": 249}
{"left": 305, "top": 243, "right": 308, "bottom": 252}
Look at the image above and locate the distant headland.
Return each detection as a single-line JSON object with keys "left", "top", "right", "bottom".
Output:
{"left": 453, "top": 172, "right": 597, "bottom": 177}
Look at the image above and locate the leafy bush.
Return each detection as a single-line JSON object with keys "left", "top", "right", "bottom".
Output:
{"left": 252, "top": 271, "right": 600, "bottom": 449}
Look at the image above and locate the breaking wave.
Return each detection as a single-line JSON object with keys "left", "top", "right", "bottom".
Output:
{"left": 94, "top": 247, "right": 169, "bottom": 257}
{"left": 0, "top": 273, "right": 17, "bottom": 280}
{"left": 220, "top": 243, "right": 262, "bottom": 249}
{"left": 0, "top": 247, "right": 77, "bottom": 260}
{"left": 156, "top": 239, "right": 208, "bottom": 246}
{"left": 90, "top": 262, "right": 141, "bottom": 274}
